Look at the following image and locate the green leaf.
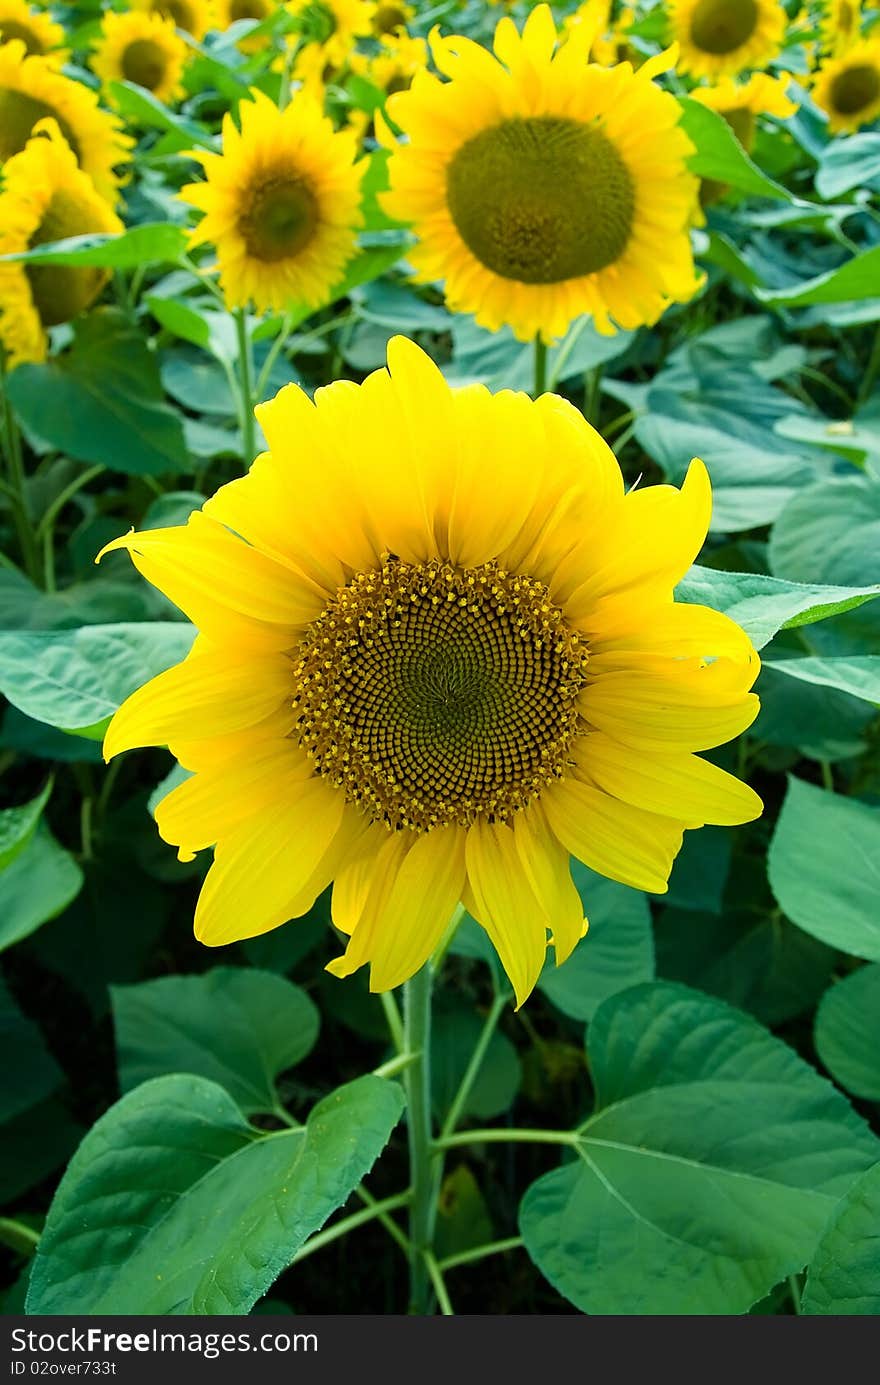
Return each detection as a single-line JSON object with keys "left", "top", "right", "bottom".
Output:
{"left": 0, "top": 621, "right": 194, "bottom": 737}
{"left": 0, "top": 975, "right": 62, "bottom": 1123}
{"left": 6, "top": 310, "right": 188, "bottom": 476}
{"left": 803, "top": 1163, "right": 880, "bottom": 1314}
{"left": 432, "top": 994, "right": 521, "bottom": 1121}
{"left": 768, "top": 778, "right": 880, "bottom": 960}
{"left": 678, "top": 97, "right": 792, "bottom": 201}
{"left": 763, "top": 656, "right": 880, "bottom": 706}
{"left": 112, "top": 968, "right": 320, "bottom": 1115}
{"left": 815, "top": 965, "right": 880, "bottom": 1101}
{"left": 756, "top": 245, "right": 880, "bottom": 307}
{"left": 520, "top": 982, "right": 879, "bottom": 1315}
{"left": 0, "top": 825, "right": 83, "bottom": 954}
{"left": 27, "top": 1072, "right": 404, "bottom": 1314}
{"left": 0, "top": 223, "right": 186, "bottom": 270}
{"left": 816, "top": 132, "right": 880, "bottom": 199}
{"left": 108, "top": 80, "right": 216, "bottom": 148}
{"left": 0, "top": 777, "right": 52, "bottom": 871}
{"left": 676, "top": 565, "right": 880, "bottom": 649}
{"left": 0, "top": 1099, "right": 82, "bottom": 1204}
{"left": 538, "top": 866, "right": 653, "bottom": 1022}
{"left": 769, "top": 476, "right": 880, "bottom": 587}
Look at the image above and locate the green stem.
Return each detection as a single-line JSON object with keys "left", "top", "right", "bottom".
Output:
{"left": 403, "top": 965, "right": 435, "bottom": 1314}
{"left": 438, "top": 1236, "right": 524, "bottom": 1273}
{"left": 380, "top": 989, "right": 406, "bottom": 1055}
{"left": 255, "top": 311, "right": 293, "bottom": 399}
{"left": 584, "top": 365, "right": 603, "bottom": 428}
{"left": 291, "top": 1191, "right": 411, "bottom": 1266}
{"left": 820, "top": 759, "right": 834, "bottom": 793}
{"left": 0, "top": 1218, "right": 40, "bottom": 1256}
{"left": 373, "top": 1050, "right": 419, "bottom": 1080}
{"left": 440, "top": 992, "right": 506, "bottom": 1140}
{"left": 533, "top": 335, "right": 548, "bottom": 399}
{"left": 547, "top": 315, "right": 586, "bottom": 391}
{"left": 423, "top": 1250, "right": 454, "bottom": 1315}
{"left": 436, "top": 1127, "right": 577, "bottom": 1151}
{"left": 1, "top": 366, "right": 39, "bottom": 583}
{"left": 38, "top": 463, "right": 105, "bottom": 594}
{"left": 355, "top": 1185, "right": 412, "bottom": 1258}
{"left": 234, "top": 308, "right": 258, "bottom": 467}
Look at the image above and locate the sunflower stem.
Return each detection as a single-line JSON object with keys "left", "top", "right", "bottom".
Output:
{"left": 533, "top": 335, "right": 548, "bottom": 398}
{"left": 439, "top": 991, "right": 506, "bottom": 1140}
{"left": 234, "top": 307, "right": 258, "bottom": 467}
{"left": 402, "top": 964, "right": 435, "bottom": 1314}
{"left": 0, "top": 362, "right": 39, "bottom": 585}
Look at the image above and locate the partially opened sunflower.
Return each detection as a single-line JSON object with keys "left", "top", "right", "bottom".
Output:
{"left": 381, "top": 5, "right": 701, "bottom": 342}
{"left": 100, "top": 339, "right": 761, "bottom": 1008}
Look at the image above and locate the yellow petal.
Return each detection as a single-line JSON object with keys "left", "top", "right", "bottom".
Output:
{"left": 513, "top": 805, "right": 587, "bottom": 965}
{"left": 465, "top": 819, "right": 549, "bottom": 1008}
{"left": 367, "top": 826, "right": 467, "bottom": 991}
{"left": 579, "top": 733, "right": 763, "bottom": 827}
{"left": 543, "top": 776, "right": 684, "bottom": 893}
{"left": 580, "top": 670, "right": 760, "bottom": 752}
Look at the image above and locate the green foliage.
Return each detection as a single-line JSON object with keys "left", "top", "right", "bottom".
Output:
{"left": 802, "top": 1163, "right": 880, "bottom": 1315}
{"left": 815, "top": 965, "right": 880, "bottom": 1101}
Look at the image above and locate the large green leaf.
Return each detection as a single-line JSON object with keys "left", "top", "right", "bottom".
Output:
{"left": 0, "top": 621, "right": 195, "bottom": 737}
{"left": 763, "top": 655, "right": 880, "bottom": 706}
{"left": 0, "top": 825, "right": 83, "bottom": 954}
{"left": 538, "top": 866, "right": 653, "bottom": 1022}
{"left": 6, "top": 310, "right": 188, "bottom": 476}
{"left": 768, "top": 778, "right": 880, "bottom": 960}
{"left": 676, "top": 565, "right": 880, "bottom": 649}
{"left": 0, "top": 975, "right": 62, "bottom": 1123}
{"left": 0, "top": 223, "right": 187, "bottom": 270}
{"left": 0, "top": 777, "right": 52, "bottom": 871}
{"left": 769, "top": 475, "right": 880, "bottom": 586}
{"left": 112, "top": 968, "right": 320, "bottom": 1115}
{"left": 27, "top": 1072, "right": 404, "bottom": 1315}
{"left": 678, "top": 98, "right": 792, "bottom": 201}
{"left": 519, "top": 982, "right": 879, "bottom": 1315}
{"left": 803, "top": 1163, "right": 880, "bottom": 1315}
{"left": 815, "top": 965, "right": 880, "bottom": 1101}
{"left": 756, "top": 245, "right": 880, "bottom": 307}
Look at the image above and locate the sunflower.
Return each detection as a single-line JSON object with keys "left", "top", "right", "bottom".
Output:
{"left": 0, "top": 121, "right": 123, "bottom": 366}
{"left": 370, "top": 0, "right": 412, "bottom": 35}
{"left": 0, "top": 0, "right": 66, "bottom": 61}
{"left": 812, "top": 35, "right": 880, "bottom": 129}
{"left": 213, "top": 0, "right": 276, "bottom": 53}
{"left": 819, "top": 0, "right": 862, "bottom": 54}
{"left": 381, "top": 6, "right": 701, "bottom": 343}
{"left": 350, "top": 29, "right": 427, "bottom": 96}
{"left": 670, "top": 0, "right": 786, "bottom": 77}
{"left": 130, "top": 0, "right": 212, "bottom": 40}
{"left": 287, "top": 0, "right": 374, "bottom": 67}
{"left": 0, "top": 41, "right": 131, "bottom": 202}
{"left": 181, "top": 88, "right": 363, "bottom": 313}
{"left": 91, "top": 10, "right": 188, "bottom": 106}
{"left": 99, "top": 338, "right": 761, "bottom": 1007}
{"left": 693, "top": 72, "right": 796, "bottom": 202}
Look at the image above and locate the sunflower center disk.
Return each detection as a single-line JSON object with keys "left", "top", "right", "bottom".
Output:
{"left": 231, "top": 0, "right": 269, "bottom": 19}
{"left": 164, "top": 0, "right": 193, "bottom": 28}
{"left": 0, "top": 90, "right": 79, "bottom": 161}
{"left": 689, "top": 0, "right": 758, "bottom": 53}
{"left": 831, "top": 63, "right": 880, "bottom": 114}
{"left": 238, "top": 174, "right": 319, "bottom": 263}
{"left": 293, "top": 558, "right": 590, "bottom": 832}
{"left": 26, "top": 188, "right": 109, "bottom": 326}
{"left": 0, "top": 20, "right": 44, "bottom": 54}
{"left": 121, "top": 38, "right": 168, "bottom": 92}
{"left": 446, "top": 115, "right": 635, "bottom": 284}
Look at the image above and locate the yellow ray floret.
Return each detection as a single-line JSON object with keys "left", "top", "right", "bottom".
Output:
{"left": 381, "top": 5, "right": 702, "bottom": 343}
{"left": 130, "top": 0, "right": 213, "bottom": 41}
{"left": 0, "top": 0, "right": 66, "bottom": 62}
{"left": 0, "top": 121, "right": 123, "bottom": 366}
{"left": 99, "top": 338, "right": 761, "bottom": 1009}
{"left": 670, "top": 0, "right": 786, "bottom": 77}
{"left": 819, "top": 0, "right": 862, "bottom": 55}
{"left": 91, "top": 10, "right": 188, "bottom": 107}
{"left": 181, "top": 87, "right": 363, "bottom": 313}
{"left": 812, "top": 35, "right": 880, "bottom": 129}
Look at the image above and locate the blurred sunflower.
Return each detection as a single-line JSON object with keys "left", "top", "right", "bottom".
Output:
{"left": 0, "top": 121, "right": 123, "bottom": 366}
{"left": 100, "top": 338, "right": 761, "bottom": 1007}
{"left": 693, "top": 72, "right": 796, "bottom": 202}
{"left": 382, "top": 5, "right": 701, "bottom": 342}
{"left": 288, "top": 0, "right": 374, "bottom": 67}
{"left": 214, "top": 0, "right": 275, "bottom": 52}
{"left": 91, "top": 10, "right": 188, "bottom": 106}
{"left": 812, "top": 34, "right": 880, "bottom": 128}
{"left": 351, "top": 29, "right": 426, "bottom": 95}
{"left": 130, "top": 0, "right": 212, "bottom": 40}
{"left": 819, "top": 0, "right": 862, "bottom": 53}
{"left": 0, "top": 0, "right": 66, "bottom": 61}
{"left": 0, "top": 41, "right": 131, "bottom": 201}
{"left": 181, "top": 88, "right": 362, "bottom": 312}
{"left": 671, "top": 0, "right": 786, "bottom": 76}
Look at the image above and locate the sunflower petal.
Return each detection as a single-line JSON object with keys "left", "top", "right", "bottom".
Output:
{"left": 465, "top": 819, "right": 549, "bottom": 1008}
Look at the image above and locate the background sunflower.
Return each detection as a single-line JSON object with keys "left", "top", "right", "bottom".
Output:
{"left": 91, "top": 9, "right": 188, "bottom": 106}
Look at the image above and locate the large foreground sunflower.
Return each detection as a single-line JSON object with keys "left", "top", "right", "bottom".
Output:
{"left": 181, "top": 88, "right": 362, "bottom": 313}
{"left": 100, "top": 339, "right": 761, "bottom": 1007}
{"left": 0, "top": 41, "right": 131, "bottom": 201}
{"left": 0, "top": 0, "right": 66, "bottom": 60}
{"left": 0, "top": 122, "right": 123, "bottom": 366}
{"left": 381, "top": 6, "right": 701, "bottom": 342}
{"left": 91, "top": 10, "right": 188, "bottom": 106}
{"left": 130, "top": 0, "right": 212, "bottom": 40}
{"left": 670, "top": 0, "right": 786, "bottom": 77}
{"left": 812, "top": 35, "right": 880, "bottom": 128}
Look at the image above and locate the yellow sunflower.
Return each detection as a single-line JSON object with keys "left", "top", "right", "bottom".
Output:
{"left": 181, "top": 88, "right": 363, "bottom": 313}
{"left": 819, "top": 0, "right": 862, "bottom": 53}
{"left": 130, "top": 0, "right": 213, "bottom": 40}
{"left": 350, "top": 29, "right": 427, "bottom": 95}
{"left": 0, "top": 121, "right": 123, "bottom": 366}
{"left": 0, "top": 0, "right": 66, "bottom": 61}
{"left": 370, "top": 0, "right": 412, "bottom": 35}
{"left": 812, "top": 35, "right": 880, "bottom": 129}
{"left": 213, "top": 0, "right": 276, "bottom": 53}
{"left": 670, "top": 0, "right": 786, "bottom": 77}
{"left": 381, "top": 6, "right": 701, "bottom": 343}
{"left": 99, "top": 338, "right": 761, "bottom": 1008}
{"left": 91, "top": 10, "right": 188, "bottom": 106}
{"left": 693, "top": 72, "right": 796, "bottom": 202}
{"left": 0, "top": 41, "right": 131, "bottom": 202}
{"left": 287, "top": 0, "right": 374, "bottom": 67}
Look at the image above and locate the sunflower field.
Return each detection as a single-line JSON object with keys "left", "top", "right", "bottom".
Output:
{"left": 1, "top": 0, "right": 879, "bottom": 1326}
